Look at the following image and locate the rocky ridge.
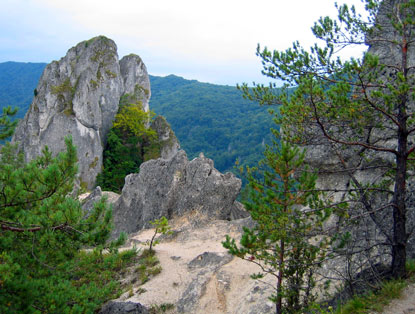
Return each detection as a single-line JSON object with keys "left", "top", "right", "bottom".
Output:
{"left": 83, "top": 147, "right": 247, "bottom": 239}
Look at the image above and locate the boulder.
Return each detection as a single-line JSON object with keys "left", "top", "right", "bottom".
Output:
{"left": 177, "top": 252, "right": 234, "bottom": 313}
{"left": 99, "top": 301, "right": 148, "bottom": 314}
{"left": 80, "top": 186, "right": 120, "bottom": 214}
{"left": 12, "top": 36, "right": 151, "bottom": 189}
{"left": 230, "top": 200, "right": 250, "bottom": 220}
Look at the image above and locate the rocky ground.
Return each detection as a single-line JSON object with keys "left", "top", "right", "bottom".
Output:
{"left": 109, "top": 213, "right": 276, "bottom": 314}
{"left": 106, "top": 213, "right": 415, "bottom": 314}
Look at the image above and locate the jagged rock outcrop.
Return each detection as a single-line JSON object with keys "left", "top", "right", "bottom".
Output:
{"left": 12, "top": 36, "right": 151, "bottom": 189}
{"left": 112, "top": 150, "right": 242, "bottom": 237}
{"left": 120, "top": 54, "right": 151, "bottom": 113}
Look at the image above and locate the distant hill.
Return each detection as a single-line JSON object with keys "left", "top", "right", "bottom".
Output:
{"left": 0, "top": 62, "right": 274, "bottom": 174}
{"left": 0, "top": 61, "right": 46, "bottom": 119}
{"left": 149, "top": 74, "right": 273, "bottom": 173}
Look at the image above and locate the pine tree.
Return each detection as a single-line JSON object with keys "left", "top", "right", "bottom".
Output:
{"left": 0, "top": 137, "right": 126, "bottom": 312}
{"left": 223, "top": 130, "right": 334, "bottom": 314}
{"left": 0, "top": 106, "right": 18, "bottom": 140}
{"left": 239, "top": 0, "right": 415, "bottom": 279}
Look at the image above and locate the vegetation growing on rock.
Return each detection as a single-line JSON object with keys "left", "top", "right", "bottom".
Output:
{"left": 96, "top": 95, "right": 160, "bottom": 193}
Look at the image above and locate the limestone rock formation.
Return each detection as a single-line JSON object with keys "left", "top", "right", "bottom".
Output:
{"left": 12, "top": 36, "right": 151, "bottom": 189}
{"left": 120, "top": 54, "right": 151, "bottom": 113}
{"left": 150, "top": 116, "right": 180, "bottom": 160}
{"left": 230, "top": 200, "right": 250, "bottom": 220}
{"left": 112, "top": 150, "right": 242, "bottom": 237}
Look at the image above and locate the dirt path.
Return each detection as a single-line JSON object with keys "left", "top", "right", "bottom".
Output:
{"left": 116, "top": 216, "right": 275, "bottom": 313}
{"left": 115, "top": 215, "right": 415, "bottom": 313}
{"left": 380, "top": 283, "right": 415, "bottom": 314}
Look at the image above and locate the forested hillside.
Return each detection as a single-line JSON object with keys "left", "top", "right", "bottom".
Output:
{"left": 0, "top": 62, "right": 46, "bottom": 119}
{"left": 0, "top": 62, "right": 274, "bottom": 174}
{"left": 149, "top": 75, "right": 273, "bottom": 172}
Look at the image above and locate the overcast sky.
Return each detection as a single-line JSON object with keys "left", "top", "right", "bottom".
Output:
{"left": 1, "top": 0, "right": 367, "bottom": 85}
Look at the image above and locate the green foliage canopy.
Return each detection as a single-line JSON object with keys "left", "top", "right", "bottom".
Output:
{"left": 149, "top": 74, "right": 275, "bottom": 173}
{"left": 113, "top": 103, "right": 156, "bottom": 139}
{"left": 0, "top": 62, "right": 45, "bottom": 120}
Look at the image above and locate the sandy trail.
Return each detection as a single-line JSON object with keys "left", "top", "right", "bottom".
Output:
{"left": 115, "top": 216, "right": 275, "bottom": 313}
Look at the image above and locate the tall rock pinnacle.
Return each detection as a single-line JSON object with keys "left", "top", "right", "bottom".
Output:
{"left": 12, "top": 36, "right": 151, "bottom": 189}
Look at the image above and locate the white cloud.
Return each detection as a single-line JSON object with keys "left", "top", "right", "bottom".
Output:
{"left": 2, "top": 0, "right": 368, "bottom": 84}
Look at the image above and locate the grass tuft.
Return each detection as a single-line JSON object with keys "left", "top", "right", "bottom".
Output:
{"left": 135, "top": 249, "right": 162, "bottom": 284}
{"left": 149, "top": 303, "right": 175, "bottom": 314}
{"left": 333, "top": 260, "right": 415, "bottom": 314}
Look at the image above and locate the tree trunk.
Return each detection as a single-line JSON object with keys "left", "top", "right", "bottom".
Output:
{"left": 391, "top": 36, "right": 409, "bottom": 279}
{"left": 391, "top": 147, "right": 407, "bottom": 278}
{"left": 276, "top": 240, "right": 284, "bottom": 314}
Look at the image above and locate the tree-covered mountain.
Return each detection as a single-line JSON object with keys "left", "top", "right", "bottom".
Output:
{"left": 0, "top": 62, "right": 46, "bottom": 119}
{"left": 0, "top": 62, "right": 274, "bottom": 174}
{"left": 149, "top": 74, "right": 274, "bottom": 173}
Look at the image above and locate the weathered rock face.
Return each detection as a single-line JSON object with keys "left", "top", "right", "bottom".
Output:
{"left": 112, "top": 150, "right": 242, "bottom": 237}
{"left": 80, "top": 186, "right": 120, "bottom": 214}
{"left": 149, "top": 115, "right": 180, "bottom": 160}
{"left": 367, "top": 0, "right": 415, "bottom": 66}
{"left": 120, "top": 54, "right": 151, "bottom": 113}
{"left": 12, "top": 36, "right": 151, "bottom": 189}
